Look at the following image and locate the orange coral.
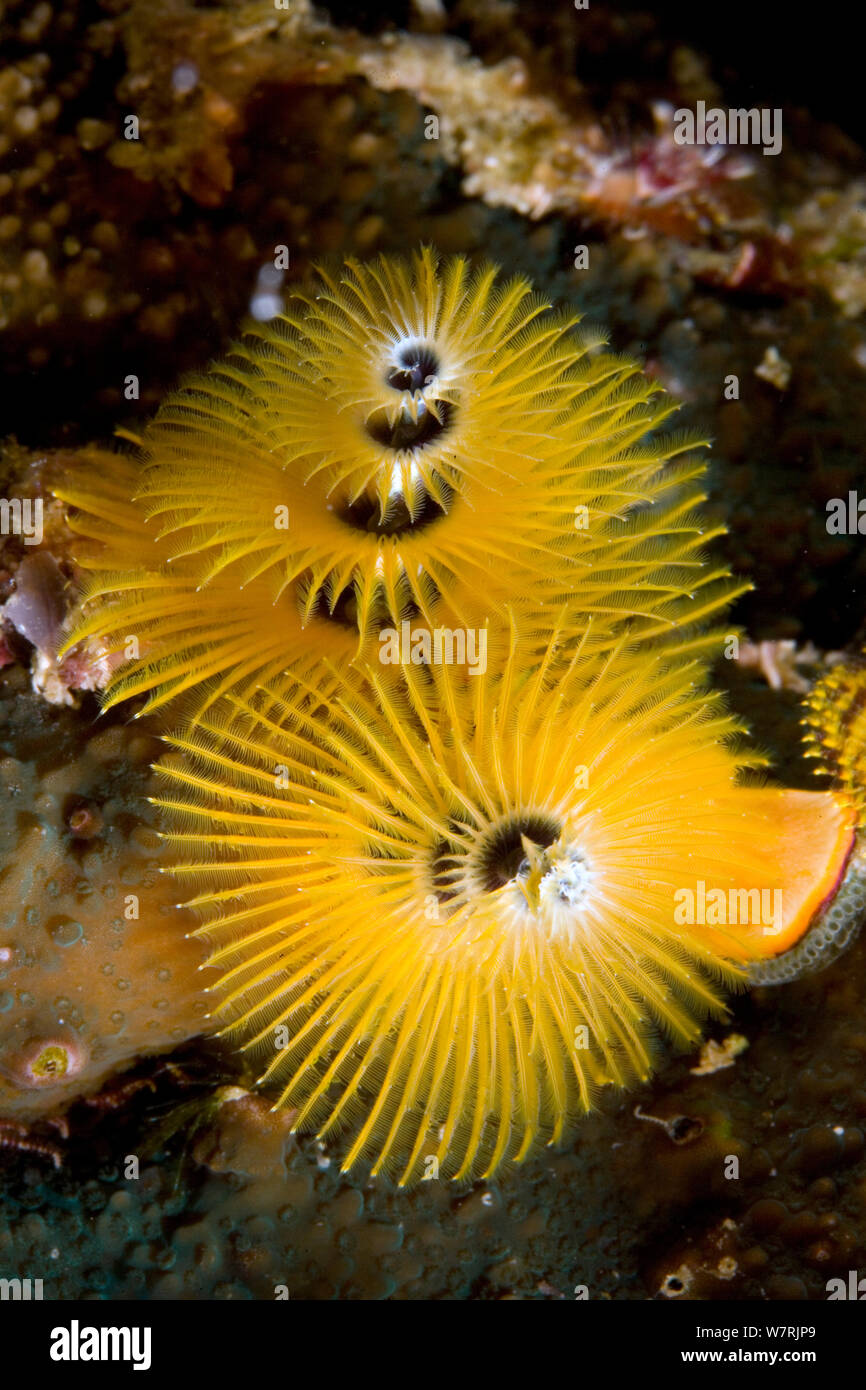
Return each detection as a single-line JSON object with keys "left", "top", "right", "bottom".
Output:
{"left": 0, "top": 708, "right": 213, "bottom": 1123}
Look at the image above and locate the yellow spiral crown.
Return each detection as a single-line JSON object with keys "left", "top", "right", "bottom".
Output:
{"left": 58, "top": 247, "right": 746, "bottom": 717}
{"left": 50, "top": 249, "right": 858, "bottom": 1183}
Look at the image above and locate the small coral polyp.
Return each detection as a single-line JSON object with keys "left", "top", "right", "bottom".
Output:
{"left": 1, "top": 1034, "right": 86, "bottom": 1089}
{"left": 153, "top": 623, "right": 853, "bottom": 1184}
